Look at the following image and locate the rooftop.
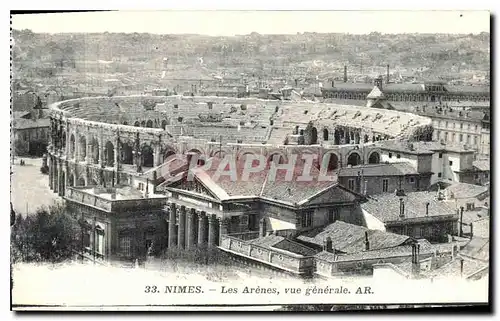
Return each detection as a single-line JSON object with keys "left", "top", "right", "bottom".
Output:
{"left": 361, "top": 191, "right": 457, "bottom": 222}
{"left": 473, "top": 159, "right": 490, "bottom": 171}
{"left": 377, "top": 140, "right": 474, "bottom": 155}
{"left": 12, "top": 118, "right": 50, "bottom": 130}
{"left": 338, "top": 162, "right": 419, "bottom": 177}
{"left": 249, "top": 235, "right": 317, "bottom": 257}
{"left": 443, "top": 182, "right": 489, "bottom": 199}
{"left": 297, "top": 220, "right": 411, "bottom": 253}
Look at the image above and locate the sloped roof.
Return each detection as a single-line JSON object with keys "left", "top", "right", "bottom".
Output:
{"left": 249, "top": 235, "right": 316, "bottom": 256}
{"left": 460, "top": 237, "right": 489, "bottom": 261}
{"left": 444, "top": 182, "right": 488, "bottom": 199}
{"left": 367, "top": 86, "right": 385, "bottom": 99}
{"left": 297, "top": 220, "right": 410, "bottom": 253}
{"left": 361, "top": 191, "right": 456, "bottom": 222}
{"left": 12, "top": 118, "right": 50, "bottom": 130}
{"left": 338, "top": 162, "right": 419, "bottom": 177}
{"left": 426, "top": 257, "right": 488, "bottom": 279}
{"left": 473, "top": 159, "right": 490, "bottom": 171}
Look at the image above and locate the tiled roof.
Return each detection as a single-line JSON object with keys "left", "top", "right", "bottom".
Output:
{"left": 361, "top": 191, "right": 456, "bottom": 222}
{"left": 473, "top": 160, "right": 490, "bottom": 171}
{"left": 338, "top": 162, "right": 419, "bottom": 177}
{"left": 297, "top": 221, "right": 410, "bottom": 253}
{"left": 191, "top": 158, "right": 352, "bottom": 205}
{"left": 249, "top": 235, "right": 316, "bottom": 256}
{"left": 444, "top": 85, "right": 490, "bottom": 94}
{"left": 316, "top": 239, "right": 434, "bottom": 263}
{"left": 425, "top": 257, "right": 488, "bottom": 279}
{"left": 460, "top": 237, "right": 489, "bottom": 261}
{"left": 461, "top": 208, "right": 489, "bottom": 225}
{"left": 444, "top": 182, "right": 489, "bottom": 199}
{"left": 471, "top": 219, "right": 490, "bottom": 240}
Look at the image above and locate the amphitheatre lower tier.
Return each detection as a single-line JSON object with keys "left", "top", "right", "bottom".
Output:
{"left": 47, "top": 95, "right": 434, "bottom": 195}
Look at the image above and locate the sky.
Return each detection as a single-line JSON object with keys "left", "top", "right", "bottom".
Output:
{"left": 11, "top": 10, "right": 490, "bottom": 36}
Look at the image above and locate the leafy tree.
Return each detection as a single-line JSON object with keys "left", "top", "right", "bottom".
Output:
{"left": 11, "top": 204, "right": 80, "bottom": 263}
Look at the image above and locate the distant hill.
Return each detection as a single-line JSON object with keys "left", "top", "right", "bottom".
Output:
{"left": 11, "top": 29, "right": 490, "bottom": 80}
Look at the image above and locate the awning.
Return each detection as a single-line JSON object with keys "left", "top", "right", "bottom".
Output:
{"left": 267, "top": 217, "right": 296, "bottom": 231}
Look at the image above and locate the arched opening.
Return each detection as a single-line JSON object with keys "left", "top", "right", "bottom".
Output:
{"left": 69, "top": 134, "right": 76, "bottom": 159}
{"left": 368, "top": 152, "right": 381, "bottom": 164}
{"left": 322, "top": 152, "right": 339, "bottom": 172}
{"left": 60, "top": 171, "right": 65, "bottom": 195}
{"left": 430, "top": 95, "right": 436, "bottom": 102}
{"left": 123, "top": 121, "right": 128, "bottom": 125}
{"left": 267, "top": 153, "right": 286, "bottom": 167}
{"left": 105, "top": 141, "right": 115, "bottom": 167}
{"left": 146, "top": 120, "right": 153, "bottom": 128}
{"left": 187, "top": 149, "right": 204, "bottom": 166}
{"left": 323, "top": 128, "right": 329, "bottom": 141}
{"left": 163, "top": 150, "right": 176, "bottom": 162}
{"left": 68, "top": 174, "right": 74, "bottom": 187}
{"left": 299, "top": 129, "right": 304, "bottom": 136}
{"left": 79, "top": 136, "right": 87, "bottom": 162}
{"left": 161, "top": 120, "right": 168, "bottom": 130}
{"left": 311, "top": 127, "right": 318, "bottom": 144}
{"left": 364, "top": 135, "right": 369, "bottom": 143}
{"left": 140, "top": 120, "right": 146, "bottom": 127}
{"left": 141, "top": 145, "right": 154, "bottom": 168}
{"left": 134, "top": 121, "right": 140, "bottom": 127}
{"left": 76, "top": 177, "right": 86, "bottom": 186}
{"left": 334, "top": 129, "right": 342, "bottom": 145}
{"left": 90, "top": 138, "right": 99, "bottom": 164}
{"left": 212, "top": 151, "right": 226, "bottom": 159}
{"left": 347, "top": 152, "right": 362, "bottom": 166}
{"left": 121, "top": 142, "right": 134, "bottom": 165}
{"left": 355, "top": 133, "right": 360, "bottom": 144}
{"left": 294, "top": 125, "right": 299, "bottom": 135}
{"left": 62, "top": 132, "right": 66, "bottom": 152}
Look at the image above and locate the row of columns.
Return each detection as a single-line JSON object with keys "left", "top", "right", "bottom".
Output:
{"left": 167, "top": 203, "right": 228, "bottom": 249}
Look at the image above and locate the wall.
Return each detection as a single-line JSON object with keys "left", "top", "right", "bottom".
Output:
{"left": 380, "top": 150, "right": 419, "bottom": 169}
{"left": 339, "top": 175, "right": 429, "bottom": 196}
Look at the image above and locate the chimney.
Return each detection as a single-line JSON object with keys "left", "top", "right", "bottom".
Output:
{"left": 344, "top": 65, "right": 347, "bottom": 83}
{"left": 459, "top": 207, "right": 464, "bottom": 237}
{"left": 460, "top": 258, "right": 464, "bottom": 277}
{"left": 323, "top": 236, "right": 333, "bottom": 253}
{"left": 425, "top": 202, "right": 430, "bottom": 216}
{"left": 259, "top": 218, "right": 267, "bottom": 237}
{"left": 399, "top": 198, "right": 405, "bottom": 219}
{"left": 331, "top": 79, "right": 335, "bottom": 87}
{"left": 364, "top": 231, "right": 370, "bottom": 251}
{"left": 386, "top": 64, "right": 390, "bottom": 84}
{"left": 411, "top": 243, "right": 421, "bottom": 276}
{"left": 470, "top": 223, "right": 473, "bottom": 239}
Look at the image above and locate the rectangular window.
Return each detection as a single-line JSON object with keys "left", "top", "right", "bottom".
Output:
{"left": 459, "top": 134, "right": 463, "bottom": 142}
{"left": 409, "top": 177, "right": 415, "bottom": 183}
{"left": 382, "top": 179, "right": 389, "bottom": 192}
{"left": 466, "top": 203, "right": 475, "bottom": 211}
{"left": 467, "top": 135, "right": 471, "bottom": 144}
{"left": 438, "top": 172, "right": 442, "bottom": 178}
{"left": 449, "top": 161, "right": 453, "bottom": 166}
{"left": 303, "top": 211, "right": 313, "bottom": 228}
{"left": 96, "top": 231, "right": 104, "bottom": 255}
{"left": 119, "top": 236, "right": 132, "bottom": 257}
{"left": 389, "top": 152, "right": 392, "bottom": 158}
{"left": 396, "top": 154, "right": 401, "bottom": 159}
{"left": 444, "top": 132, "right": 448, "bottom": 141}
{"left": 83, "top": 231, "right": 91, "bottom": 249}
{"left": 348, "top": 179, "right": 355, "bottom": 191}
{"left": 452, "top": 133, "right": 456, "bottom": 142}
{"left": 460, "top": 123, "right": 463, "bottom": 130}
{"left": 439, "top": 153, "right": 443, "bottom": 159}
{"left": 474, "top": 136, "right": 478, "bottom": 145}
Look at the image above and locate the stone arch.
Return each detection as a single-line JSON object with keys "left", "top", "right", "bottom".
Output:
{"left": 211, "top": 150, "right": 227, "bottom": 159}
{"left": 163, "top": 149, "right": 176, "bottom": 162}
{"left": 77, "top": 176, "right": 86, "bottom": 186}
{"left": 140, "top": 120, "right": 146, "bottom": 127}
{"left": 78, "top": 136, "right": 87, "bottom": 161}
{"left": 311, "top": 127, "right": 318, "bottom": 144}
{"left": 334, "top": 128, "right": 344, "bottom": 145}
{"left": 120, "top": 142, "right": 134, "bottom": 165}
{"left": 90, "top": 137, "right": 99, "bottom": 164}
{"left": 146, "top": 120, "right": 153, "bottom": 128}
{"left": 141, "top": 145, "right": 154, "bottom": 168}
{"left": 346, "top": 151, "right": 362, "bottom": 166}
{"left": 134, "top": 121, "right": 140, "bottom": 127}
{"left": 69, "top": 134, "right": 76, "bottom": 159}
{"left": 123, "top": 121, "right": 128, "bottom": 125}
{"left": 321, "top": 152, "right": 340, "bottom": 172}
{"left": 368, "top": 151, "right": 381, "bottom": 164}
{"left": 266, "top": 152, "right": 287, "bottom": 166}
{"left": 104, "top": 141, "right": 115, "bottom": 167}
{"left": 323, "top": 128, "right": 329, "bottom": 141}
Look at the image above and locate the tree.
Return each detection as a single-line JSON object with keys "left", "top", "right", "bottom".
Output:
{"left": 11, "top": 204, "right": 80, "bottom": 263}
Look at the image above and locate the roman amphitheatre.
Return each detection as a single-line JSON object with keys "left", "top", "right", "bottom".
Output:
{"left": 47, "top": 94, "right": 433, "bottom": 195}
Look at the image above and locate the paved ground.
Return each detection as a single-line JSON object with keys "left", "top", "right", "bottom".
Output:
{"left": 10, "top": 157, "right": 60, "bottom": 216}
